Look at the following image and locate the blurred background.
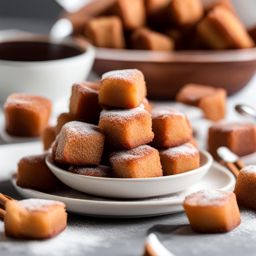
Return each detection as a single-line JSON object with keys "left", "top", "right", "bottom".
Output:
{"left": 1, "top": 0, "right": 255, "bottom": 33}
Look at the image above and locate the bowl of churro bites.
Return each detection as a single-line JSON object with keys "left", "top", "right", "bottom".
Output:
{"left": 64, "top": 0, "right": 256, "bottom": 99}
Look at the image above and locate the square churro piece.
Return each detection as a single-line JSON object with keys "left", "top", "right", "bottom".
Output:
{"left": 69, "top": 81, "right": 101, "bottom": 124}
{"left": 42, "top": 126, "right": 56, "bottom": 151}
{"left": 54, "top": 121, "right": 105, "bottom": 165}
{"left": 85, "top": 16, "right": 125, "bottom": 48}
{"left": 4, "top": 93, "right": 52, "bottom": 137}
{"left": 176, "top": 84, "right": 226, "bottom": 121}
{"left": 112, "top": 0, "right": 145, "bottom": 30}
{"left": 16, "top": 154, "right": 59, "bottom": 192}
{"left": 152, "top": 108, "right": 192, "bottom": 148}
{"left": 131, "top": 28, "right": 174, "bottom": 51}
{"left": 183, "top": 190, "right": 241, "bottom": 233}
{"left": 99, "top": 69, "right": 147, "bottom": 109}
{"left": 234, "top": 166, "right": 256, "bottom": 210}
{"left": 99, "top": 107, "right": 154, "bottom": 149}
{"left": 5, "top": 199, "right": 67, "bottom": 239}
{"left": 168, "top": 0, "right": 203, "bottom": 27}
{"left": 55, "top": 112, "right": 75, "bottom": 134}
{"left": 208, "top": 122, "right": 256, "bottom": 160}
{"left": 68, "top": 165, "right": 112, "bottom": 178}
{"left": 110, "top": 145, "right": 163, "bottom": 178}
{"left": 159, "top": 143, "right": 200, "bottom": 175}
{"left": 198, "top": 6, "right": 254, "bottom": 49}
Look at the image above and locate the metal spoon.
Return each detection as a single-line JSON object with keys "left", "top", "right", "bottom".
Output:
{"left": 235, "top": 104, "right": 256, "bottom": 120}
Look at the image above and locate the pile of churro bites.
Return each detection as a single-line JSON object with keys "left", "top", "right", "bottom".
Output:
{"left": 41, "top": 68, "right": 199, "bottom": 179}
{"left": 75, "top": 0, "right": 255, "bottom": 51}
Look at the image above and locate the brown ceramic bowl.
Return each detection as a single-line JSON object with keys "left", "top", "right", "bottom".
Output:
{"left": 94, "top": 48, "right": 256, "bottom": 99}
{"left": 64, "top": 0, "right": 256, "bottom": 99}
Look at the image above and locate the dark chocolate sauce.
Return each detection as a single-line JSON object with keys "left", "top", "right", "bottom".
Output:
{"left": 0, "top": 41, "right": 83, "bottom": 61}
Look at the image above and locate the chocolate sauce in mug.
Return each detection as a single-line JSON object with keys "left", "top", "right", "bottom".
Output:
{"left": 0, "top": 41, "right": 83, "bottom": 61}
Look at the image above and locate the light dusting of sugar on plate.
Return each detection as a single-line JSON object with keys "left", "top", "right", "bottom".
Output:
{"left": 161, "top": 143, "right": 198, "bottom": 157}
{"left": 185, "top": 190, "right": 231, "bottom": 206}
{"left": 19, "top": 199, "right": 64, "bottom": 211}
{"left": 110, "top": 145, "right": 154, "bottom": 162}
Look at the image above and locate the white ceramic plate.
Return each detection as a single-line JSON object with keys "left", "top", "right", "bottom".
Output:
{"left": 46, "top": 151, "right": 213, "bottom": 199}
{"left": 12, "top": 162, "right": 235, "bottom": 218}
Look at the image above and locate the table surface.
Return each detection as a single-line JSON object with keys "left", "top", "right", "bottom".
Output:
{"left": 1, "top": 17, "right": 256, "bottom": 256}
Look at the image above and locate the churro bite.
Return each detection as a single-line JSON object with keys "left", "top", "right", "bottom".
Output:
{"left": 198, "top": 6, "right": 254, "bottom": 49}
{"left": 110, "top": 145, "right": 163, "bottom": 178}
{"left": 176, "top": 84, "right": 226, "bottom": 121}
{"left": 42, "top": 126, "right": 56, "bottom": 151}
{"left": 131, "top": 28, "right": 174, "bottom": 51}
{"left": 85, "top": 16, "right": 125, "bottom": 48}
{"left": 16, "top": 154, "right": 59, "bottom": 192}
{"left": 152, "top": 108, "right": 192, "bottom": 148}
{"left": 5, "top": 199, "right": 67, "bottom": 239}
{"left": 112, "top": 0, "right": 146, "bottom": 30}
{"left": 53, "top": 121, "right": 105, "bottom": 165}
{"left": 68, "top": 165, "right": 112, "bottom": 178}
{"left": 159, "top": 143, "right": 200, "bottom": 175}
{"left": 69, "top": 81, "right": 101, "bottom": 124}
{"left": 208, "top": 122, "right": 256, "bottom": 160}
{"left": 183, "top": 190, "right": 241, "bottom": 233}
{"left": 99, "top": 107, "right": 154, "bottom": 149}
{"left": 99, "top": 69, "right": 146, "bottom": 109}
{"left": 234, "top": 165, "right": 256, "bottom": 210}
{"left": 168, "top": 0, "right": 204, "bottom": 27}
{"left": 4, "top": 93, "right": 52, "bottom": 137}
{"left": 55, "top": 112, "right": 75, "bottom": 134}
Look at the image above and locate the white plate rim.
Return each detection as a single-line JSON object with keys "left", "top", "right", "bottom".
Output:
{"left": 45, "top": 150, "right": 213, "bottom": 182}
{"left": 12, "top": 162, "right": 235, "bottom": 207}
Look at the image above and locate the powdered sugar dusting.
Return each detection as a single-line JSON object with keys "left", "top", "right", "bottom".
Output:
{"left": 100, "top": 107, "right": 147, "bottom": 121}
{"left": 160, "top": 143, "right": 198, "bottom": 157}
{"left": 110, "top": 145, "right": 155, "bottom": 162}
{"left": 185, "top": 190, "right": 231, "bottom": 206}
{"left": 63, "top": 121, "right": 100, "bottom": 136}
{"left": 152, "top": 107, "right": 185, "bottom": 118}
{"left": 211, "top": 122, "right": 254, "bottom": 132}
{"left": 241, "top": 165, "right": 256, "bottom": 174}
{"left": 102, "top": 69, "right": 144, "bottom": 83}
{"left": 19, "top": 199, "right": 64, "bottom": 211}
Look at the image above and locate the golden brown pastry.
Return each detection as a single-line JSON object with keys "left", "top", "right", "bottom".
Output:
{"left": 176, "top": 83, "right": 226, "bottom": 121}
{"left": 85, "top": 16, "right": 125, "bottom": 48}
{"left": 4, "top": 198, "right": 67, "bottom": 239}
{"left": 131, "top": 28, "right": 174, "bottom": 51}
{"left": 69, "top": 81, "right": 101, "bottom": 124}
{"left": 152, "top": 108, "right": 192, "bottom": 148}
{"left": 99, "top": 69, "right": 147, "bottom": 109}
{"left": 99, "top": 107, "right": 154, "bottom": 149}
{"left": 184, "top": 190, "right": 241, "bottom": 233}
{"left": 53, "top": 121, "right": 105, "bottom": 165}
{"left": 198, "top": 6, "right": 254, "bottom": 49}
{"left": 110, "top": 145, "right": 163, "bottom": 178}
{"left": 4, "top": 93, "right": 52, "bottom": 137}
{"left": 208, "top": 122, "right": 256, "bottom": 160}
{"left": 159, "top": 143, "right": 200, "bottom": 175}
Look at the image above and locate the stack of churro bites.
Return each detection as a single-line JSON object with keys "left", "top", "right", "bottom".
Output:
{"left": 77, "top": 0, "right": 254, "bottom": 51}
{"left": 13, "top": 69, "right": 201, "bottom": 192}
